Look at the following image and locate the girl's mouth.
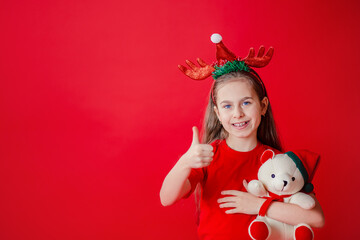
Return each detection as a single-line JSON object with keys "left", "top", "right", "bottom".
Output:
{"left": 232, "top": 121, "right": 249, "bottom": 129}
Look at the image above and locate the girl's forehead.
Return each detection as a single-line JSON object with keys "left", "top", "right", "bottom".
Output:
{"left": 216, "top": 79, "right": 256, "bottom": 100}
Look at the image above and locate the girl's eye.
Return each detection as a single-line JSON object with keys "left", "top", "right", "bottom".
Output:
{"left": 224, "top": 105, "right": 231, "bottom": 109}
{"left": 242, "top": 101, "right": 251, "bottom": 106}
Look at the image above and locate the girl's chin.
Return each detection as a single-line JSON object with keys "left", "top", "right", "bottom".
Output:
{"left": 227, "top": 127, "right": 254, "bottom": 137}
{"left": 226, "top": 131, "right": 257, "bottom": 141}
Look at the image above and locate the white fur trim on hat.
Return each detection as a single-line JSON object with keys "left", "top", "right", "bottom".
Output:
{"left": 211, "top": 33, "right": 222, "bottom": 43}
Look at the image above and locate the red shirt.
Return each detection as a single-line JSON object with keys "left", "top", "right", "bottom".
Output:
{"left": 186, "top": 140, "right": 279, "bottom": 240}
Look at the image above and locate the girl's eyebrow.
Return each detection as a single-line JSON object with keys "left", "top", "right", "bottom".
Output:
{"left": 219, "top": 97, "right": 253, "bottom": 104}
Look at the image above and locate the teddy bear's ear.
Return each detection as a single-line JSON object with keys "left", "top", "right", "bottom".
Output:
{"left": 260, "top": 149, "right": 275, "bottom": 164}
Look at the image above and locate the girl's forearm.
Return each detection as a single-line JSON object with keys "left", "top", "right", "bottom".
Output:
{"left": 160, "top": 127, "right": 213, "bottom": 206}
{"left": 160, "top": 156, "right": 192, "bottom": 206}
{"left": 266, "top": 194, "right": 325, "bottom": 228}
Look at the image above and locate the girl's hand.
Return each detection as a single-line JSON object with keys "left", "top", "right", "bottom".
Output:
{"left": 180, "top": 127, "right": 214, "bottom": 169}
{"left": 218, "top": 181, "right": 265, "bottom": 215}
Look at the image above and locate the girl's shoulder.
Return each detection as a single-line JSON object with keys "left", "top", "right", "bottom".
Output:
{"left": 209, "top": 139, "right": 221, "bottom": 154}
{"left": 210, "top": 139, "right": 222, "bottom": 147}
{"left": 260, "top": 142, "right": 282, "bottom": 154}
{"left": 209, "top": 139, "right": 282, "bottom": 157}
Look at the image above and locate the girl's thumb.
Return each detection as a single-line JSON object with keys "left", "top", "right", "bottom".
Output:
{"left": 191, "top": 126, "right": 200, "bottom": 145}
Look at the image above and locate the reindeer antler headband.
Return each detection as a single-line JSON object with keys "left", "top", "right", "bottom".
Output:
{"left": 178, "top": 33, "right": 274, "bottom": 103}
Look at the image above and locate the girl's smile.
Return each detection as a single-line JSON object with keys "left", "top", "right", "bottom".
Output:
{"left": 231, "top": 120, "right": 250, "bottom": 129}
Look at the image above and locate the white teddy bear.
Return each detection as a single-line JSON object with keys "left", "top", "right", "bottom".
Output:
{"left": 247, "top": 149, "right": 320, "bottom": 240}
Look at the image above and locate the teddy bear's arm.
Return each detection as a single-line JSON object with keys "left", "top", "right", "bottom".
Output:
{"left": 289, "top": 192, "right": 316, "bottom": 209}
{"left": 247, "top": 180, "right": 268, "bottom": 197}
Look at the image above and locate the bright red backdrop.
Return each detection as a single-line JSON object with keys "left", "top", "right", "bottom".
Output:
{"left": 1, "top": 0, "right": 359, "bottom": 239}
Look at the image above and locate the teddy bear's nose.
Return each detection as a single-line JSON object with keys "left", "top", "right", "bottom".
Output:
{"left": 283, "top": 180, "right": 288, "bottom": 187}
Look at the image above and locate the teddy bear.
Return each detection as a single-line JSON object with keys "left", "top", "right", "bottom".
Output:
{"left": 247, "top": 149, "right": 320, "bottom": 240}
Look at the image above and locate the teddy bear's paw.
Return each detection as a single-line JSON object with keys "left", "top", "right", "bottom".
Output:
{"left": 300, "top": 199, "right": 315, "bottom": 209}
{"left": 248, "top": 180, "right": 266, "bottom": 196}
{"left": 294, "top": 224, "right": 314, "bottom": 240}
{"left": 248, "top": 219, "right": 270, "bottom": 240}
{"left": 291, "top": 193, "right": 315, "bottom": 209}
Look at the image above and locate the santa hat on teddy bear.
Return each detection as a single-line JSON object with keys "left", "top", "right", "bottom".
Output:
{"left": 285, "top": 150, "right": 320, "bottom": 193}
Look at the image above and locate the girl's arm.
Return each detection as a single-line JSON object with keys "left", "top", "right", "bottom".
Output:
{"left": 266, "top": 193, "right": 324, "bottom": 228}
{"left": 218, "top": 189, "right": 325, "bottom": 228}
{"left": 160, "top": 127, "right": 214, "bottom": 206}
{"left": 160, "top": 157, "right": 192, "bottom": 206}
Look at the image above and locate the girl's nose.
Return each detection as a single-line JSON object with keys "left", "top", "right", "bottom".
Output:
{"left": 233, "top": 107, "right": 244, "bottom": 118}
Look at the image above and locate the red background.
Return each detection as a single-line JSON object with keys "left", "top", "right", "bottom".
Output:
{"left": 1, "top": 0, "right": 359, "bottom": 239}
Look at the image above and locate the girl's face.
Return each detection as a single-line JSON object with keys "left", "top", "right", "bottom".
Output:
{"left": 214, "top": 79, "right": 268, "bottom": 145}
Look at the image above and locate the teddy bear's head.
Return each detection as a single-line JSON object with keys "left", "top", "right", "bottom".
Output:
{"left": 258, "top": 149, "right": 320, "bottom": 196}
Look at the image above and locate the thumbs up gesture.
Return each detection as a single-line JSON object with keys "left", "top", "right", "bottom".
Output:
{"left": 182, "top": 126, "right": 214, "bottom": 169}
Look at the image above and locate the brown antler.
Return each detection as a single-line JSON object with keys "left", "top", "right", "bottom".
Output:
{"left": 241, "top": 46, "right": 274, "bottom": 68}
{"left": 178, "top": 58, "right": 215, "bottom": 80}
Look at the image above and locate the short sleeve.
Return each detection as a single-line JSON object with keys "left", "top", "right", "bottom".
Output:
{"left": 183, "top": 168, "right": 205, "bottom": 199}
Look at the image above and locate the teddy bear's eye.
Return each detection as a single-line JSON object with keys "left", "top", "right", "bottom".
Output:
{"left": 292, "top": 177, "right": 295, "bottom": 181}
{"left": 271, "top": 174, "right": 275, "bottom": 178}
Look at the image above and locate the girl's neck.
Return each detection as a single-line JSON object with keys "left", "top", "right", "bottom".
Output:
{"left": 225, "top": 135, "right": 258, "bottom": 152}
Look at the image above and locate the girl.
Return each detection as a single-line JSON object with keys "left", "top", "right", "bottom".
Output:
{"left": 160, "top": 34, "right": 324, "bottom": 240}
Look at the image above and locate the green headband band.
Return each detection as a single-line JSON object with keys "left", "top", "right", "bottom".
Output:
{"left": 212, "top": 60, "right": 250, "bottom": 80}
